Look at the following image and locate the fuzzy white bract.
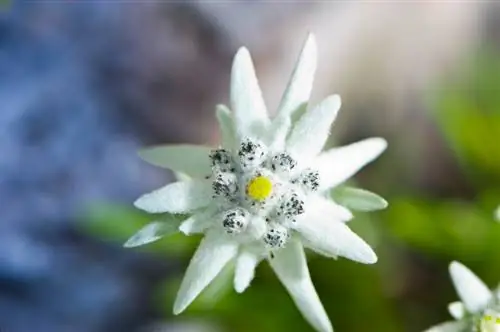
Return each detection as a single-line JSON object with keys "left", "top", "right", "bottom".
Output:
{"left": 425, "top": 261, "right": 500, "bottom": 332}
{"left": 129, "top": 34, "right": 388, "bottom": 332}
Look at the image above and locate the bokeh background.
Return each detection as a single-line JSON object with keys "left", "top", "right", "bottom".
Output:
{"left": 1, "top": 1, "right": 500, "bottom": 332}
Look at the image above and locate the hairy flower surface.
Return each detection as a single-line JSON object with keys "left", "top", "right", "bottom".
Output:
{"left": 425, "top": 261, "right": 500, "bottom": 332}
{"left": 128, "top": 34, "right": 387, "bottom": 332}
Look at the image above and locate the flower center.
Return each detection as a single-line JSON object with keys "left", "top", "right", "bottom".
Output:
{"left": 481, "top": 312, "right": 500, "bottom": 332}
{"left": 246, "top": 176, "right": 273, "bottom": 201}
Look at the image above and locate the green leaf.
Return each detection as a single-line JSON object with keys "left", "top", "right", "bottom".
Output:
{"left": 123, "top": 214, "right": 184, "bottom": 248}
{"left": 331, "top": 187, "right": 388, "bottom": 212}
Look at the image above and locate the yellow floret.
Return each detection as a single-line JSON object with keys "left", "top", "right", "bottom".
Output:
{"left": 246, "top": 176, "right": 273, "bottom": 201}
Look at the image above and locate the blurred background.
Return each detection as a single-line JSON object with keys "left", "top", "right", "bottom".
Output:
{"left": 1, "top": 1, "right": 500, "bottom": 332}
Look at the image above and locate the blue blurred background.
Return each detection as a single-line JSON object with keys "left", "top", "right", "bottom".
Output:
{"left": 1, "top": 2, "right": 500, "bottom": 332}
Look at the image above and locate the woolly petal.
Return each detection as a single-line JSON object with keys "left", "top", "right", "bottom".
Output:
{"left": 447, "top": 302, "right": 465, "bottom": 319}
{"left": 316, "top": 138, "right": 387, "bottom": 190}
{"left": 331, "top": 187, "right": 388, "bottom": 212}
{"left": 306, "top": 195, "right": 353, "bottom": 222}
{"left": 230, "top": 47, "right": 269, "bottom": 139}
{"left": 287, "top": 95, "right": 341, "bottom": 159}
{"left": 134, "top": 180, "right": 212, "bottom": 214}
{"left": 295, "top": 197, "right": 376, "bottom": 264}
{"left": 270, "top": 34, "right": 317, "bottom": 147}
{"left": 124, "top": 216, "right": 181, "bottom": 248}
{"left": 179, "top": 209, "right": 216, "bottom": 235}
{"left": 173, "top": 233, "right": 238, "bottom": 314}
{"left": 234, "top": 249, "right": 262, "bottom": 293}
{"left": 424, "top": 321, "right": 467, "bottom": 332}
{"left": 269, "top": 240, "right": 332, "bottom": 332}
{"left": 138, "top": 145, "right": 211, "bottom": 178}
{"left": 216, "top": 104, "right": 236, "bottom": 150}
{"left": 449, "top": 261, "right": 492, "bottom": 313}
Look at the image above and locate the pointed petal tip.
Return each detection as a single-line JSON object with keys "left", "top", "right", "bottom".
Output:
{"left": 234, "top": 283, "right": 248, "bottom": 294}
{"left": 216, "top": 104, "right": 229, "bottom": 113}
{"left": 302, "top": 32, "right": 317, "bottom": 57}
{"left": 133, "top": 194, "right": 160, "bottom": 213}
{"left": 449, "top": 261, "right": 467, "bottom": 277}
{"left": 325, "top": 94, "right": 341, "bottom": 109}
{"left": 133, "top": 196, "right": 147, "bottom": 211}
{"left": 122, "top": 241, "right": 135, "bottom": 249}
{"left": 233, "top": 47, "right": 252, "bottom": 65}
{"left": 172, "top": 302, "right": 184, "bottom": 316}
{"left": 366, "top": 252, "right": 378, "bottom": 264}
{"left": 370, "top": 137, "right": 388, "bottom": 153}
{"left": 178, "top": 223, "right": 190, "bottom": 236}
{"left": 354, "top": 245, "right": 378, "bottom": 264}
{"left": 351, "top": 241, "right": 378, "bottom": 264}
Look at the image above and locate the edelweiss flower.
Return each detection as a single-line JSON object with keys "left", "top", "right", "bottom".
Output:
{"left": 128, "top": 34, "right": 387, "bottom": 332}
{"left": 426, "top": 261, "right": 500, "bottom": 332}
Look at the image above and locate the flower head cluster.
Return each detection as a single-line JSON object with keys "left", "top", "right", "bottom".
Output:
{"left": 127, "top": 34, "right": 387, "bottom": 332}
{"left": 426, "top": 261, "right": 500, "bottom": 332}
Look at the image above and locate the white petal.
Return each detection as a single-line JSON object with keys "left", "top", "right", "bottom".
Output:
{"left": 447, "top": 301, "right": 465, "bottom": 319}
{"left": 307, "top": 195, "right": 353, "bottom": 222}
{"left": 179, "top": 209, "right": 216, "bottom": 235}
{"left": 316, "top": 137, "right": 387, "bottom": 190}
{"left": 287, "top": 95, "right": 341, "bottom": 159}
{"left": 449, "top": 261, "right": 492, "bottom": 313}
{"left": 330, "top": 187, "right": 388, "bottom": 212}
{"left": 230, "top": 47, "right": 269, "bottom": 139}
{"left": 134, "top": 180, "right": 212, "bottom": 214}
{"left": 269, "top": 240, "right": 332, "bottom": 332}
{"left": 138, "top": 145, "right": 211, "bottom": 178}
{"left": 295, "top": 198, "right": 376, "bottom": 264}
{"left": 173, "top": 233, "right": 238, "bottom": 314}
{"left": 234, "top": 249, "right": 262, "bottom": 293}
{"left": 424, "top": 321, "right": 467, "bottom": 332}
{"left": 124, "top": 217, "right": 181, "bottom": 248}
{"left": 215, "top": 104, "right": 236, "bottom": 150}
{"left": 270, "top": 34, "right": 317, "bottom": 147}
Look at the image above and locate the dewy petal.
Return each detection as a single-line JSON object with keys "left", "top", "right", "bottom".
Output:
{"left": 138, "top": 145, "right": 211, "bottom": 178}
{"left": 234, "top": 248, "right": 262, "bottom": 293}
{"left": 447, "top": 301, "right": 465, "bottom": 319}
{"left": 424, "top": 321, "right": 468, "bottom": 332}
{"left": 287, "top": 95, "right": 341, "bottom": 159}
{"left": 269, "top": 34, "right": 317, "bottom": 147}
{"left": 173, "top": 232, "right": 238, "bottom": 314}
{"left": 295, "top": 197, "right": 376, "bottom": 264}
{"left": 316, "top": 137, "right": 387, "bottom": 191}
{"left": 215, "top": 104, "right": 236, "bottom": 150}
{"left": 134, "top": 180, "right": 212, "bottom": 214}
{"left": 269, "top": 240, "right": 332, "bottom": 332}
{"left": 179, "top": 209, "right": 216, "bottom": 236}
{"left": 449, "top": 261, "right": 492, "bottom": 313}
{"left": 230, "top": 47, "right": 269, "bottom": 139}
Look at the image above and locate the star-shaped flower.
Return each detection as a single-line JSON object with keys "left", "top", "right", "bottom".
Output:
{"left": 127, "top": 34, "right": 388, "bottom": 332}
{"left": 425, "top": 261, "right": 500, "bottom": 332}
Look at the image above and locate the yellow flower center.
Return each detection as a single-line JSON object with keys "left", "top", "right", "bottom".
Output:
{"left": 246, "top": 176, "right": 273, "bottom": 201}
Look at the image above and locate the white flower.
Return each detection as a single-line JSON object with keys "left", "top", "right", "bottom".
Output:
{"left": 425, "top": 261, "right": 500, "bottom": 332}
{"left": 129, "top": 34, "right": 387, "bottom": 332}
